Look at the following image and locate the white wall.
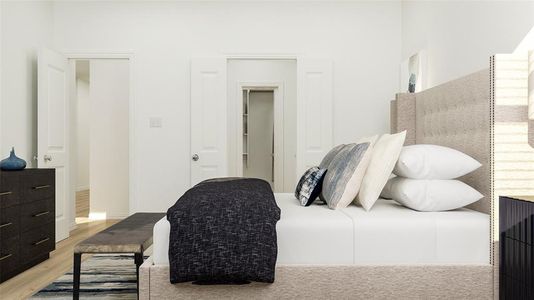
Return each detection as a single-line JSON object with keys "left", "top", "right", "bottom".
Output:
{"left": 402, "top": 1, "right": 534, "bottom": 88}
{"left": 4, "top": 1, "right": 534, "bottom": 214}
{"left": 0, "top": 1, "right": 53, "bottom": 164}
{"left": 89, "top": 59, "right": 129, "bottom": 219}
{"left": 76, "top": 78, "right": 90, "bottom": 191}
{"left": 52, "top": 1, "right": 402, "bottom": 212}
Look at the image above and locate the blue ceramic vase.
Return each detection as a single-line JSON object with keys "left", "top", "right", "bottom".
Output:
{"left": 0, "top": 147, "right": 27, "bottom": 171}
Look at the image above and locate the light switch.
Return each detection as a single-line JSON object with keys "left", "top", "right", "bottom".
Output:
{"left": 149, "top": 117, "right": 162, "bottom": 128}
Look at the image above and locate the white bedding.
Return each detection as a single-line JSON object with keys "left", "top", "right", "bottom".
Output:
{"left": 153, "top": 193, "right": 489, "bottom": 265}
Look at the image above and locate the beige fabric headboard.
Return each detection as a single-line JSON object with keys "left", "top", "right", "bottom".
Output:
{"left": 391, "top": 70, "right": 491, "bottom": 214}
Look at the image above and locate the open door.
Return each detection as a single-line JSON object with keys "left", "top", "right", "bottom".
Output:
{"left": 190, "top": 58, "right": 227, "bottom": 186}
{"left": 38, "top": 48, "right": 70, "bottom": 241}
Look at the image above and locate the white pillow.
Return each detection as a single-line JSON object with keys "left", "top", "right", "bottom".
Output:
{"left": 356, "top": 131, "right": 406, "bottom": 211}
{"left": 393, "top": 144, "right": 481, "bottom": 179}
{"left": 357, "top": 134, "right": 379, "bottom": 147}
{"left": 381, "top": 177, "right": 483, "bottom": 211}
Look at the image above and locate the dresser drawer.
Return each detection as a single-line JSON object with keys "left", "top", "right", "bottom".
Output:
{"left": 0, "top": 236, "right": 20, "bottom": 279}
{"left": 0, "top": 171, "right": 20, "bottom": 208}
{"left": 20, "top": 198, "right": 54, "bottom": 232}
{"left": 20, "top": 222, "right": 55, "bottom": 261}
{"left": 20, "top": 170, "right": 55, "bottom": 203}
{"left": 0, "top": 205, "right": 20, "bottom": 239}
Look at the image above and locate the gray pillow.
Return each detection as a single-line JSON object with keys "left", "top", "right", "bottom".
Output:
{"left": 319, "top": 144, "right": 345, "bottom": 169}
{"left": 321, "top": 142, "right": 371, "bottom": 209}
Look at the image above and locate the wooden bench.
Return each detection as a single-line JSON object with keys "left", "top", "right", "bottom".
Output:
{"left": 73, "top": 212, "right": 166, "bottom": 299}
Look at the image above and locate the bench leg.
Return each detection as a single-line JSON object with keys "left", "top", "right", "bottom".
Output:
{"left": 73, "top": 253, "right": 82, "bottom": 300}
{"left": 134, "top": 252, "right": 144, "bottom": 299}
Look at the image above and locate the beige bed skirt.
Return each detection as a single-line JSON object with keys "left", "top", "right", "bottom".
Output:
{"left": 139, "top": 257, "right": 493, "bottom": 299}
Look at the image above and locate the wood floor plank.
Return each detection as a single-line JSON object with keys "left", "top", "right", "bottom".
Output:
{"left": 76, "top": 189, "right": 90, "bottom": 218}
{"left": 0, "top": 219, "right": 118, "bottom": 300}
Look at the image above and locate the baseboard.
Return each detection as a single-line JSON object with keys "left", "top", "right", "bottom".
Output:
{"left": 87, "top": 211, "right": 128, "bottom": 220}
{"left": 106, "top": 213, "right": 128, "bottom": 220}
{"left": 76, "top": 185, "right": 89, "bottom": 192}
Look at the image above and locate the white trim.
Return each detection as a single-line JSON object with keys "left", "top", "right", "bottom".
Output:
{"left": 235, "top": 81, "right": 285, "bottom": 192}
{"left": 68, "top": 59, "right": 78, "bottom": 233}
{"left": 106, "top": 213, "right": 129, "bottom": 220}
{"left": 87, "top": 212, "right": 128, "bottom": 220}
{"left": 64, "top": 51, "right": 137, "bottom": 222}
{"left": 225, "top": 53, "right": 299, "bottom": 60}
{"left": 62, "top": 50, "right": 134, "bottom": 59}
{"left": 76, "top": 185, "right": 90, "bottom": 192}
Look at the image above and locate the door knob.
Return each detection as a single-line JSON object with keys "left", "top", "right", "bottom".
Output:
{"left": 44, "top": 155, "right": 52, "bottom": 162}
{"left": 192, "top": 154, "right": 199, "bottom": 161}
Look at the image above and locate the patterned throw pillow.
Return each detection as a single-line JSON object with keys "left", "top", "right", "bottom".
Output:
{"left": 321, "top": 142, "right": 371, "bottom": 209}
{"left": 319, "top": 144, "right": 345, "bottom": 169}
{"left": 295, "top": 167, "right": 327, "bottom": 206}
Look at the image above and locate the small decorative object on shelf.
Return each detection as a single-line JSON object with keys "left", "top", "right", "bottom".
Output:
{"left": 408, "top": 73, "right": 416, "bottom": 93}
{"left": 0, "top": 147, "right": 27, "bottom": 170}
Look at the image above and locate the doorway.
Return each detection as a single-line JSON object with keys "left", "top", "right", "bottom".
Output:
{"left": 243, "top": 90, "right": 275, "bottom": 188}
{"left": 227, "top": 59, "right": 297, "bottom": 193}
{"left": 74, "top": 60, "right": 90, "bottom": 221}
{"left": 70, "top": 58, "right": 130, "bottom": 223}
{"left": 190, "top": 57, "right": 332, "bottom": 193}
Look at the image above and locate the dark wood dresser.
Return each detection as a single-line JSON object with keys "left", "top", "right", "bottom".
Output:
{"left": 499, "top": 196, "right": 534, "bottom": 299}
{"left": 0, "top": 168, "right": 56, "bottom": 283}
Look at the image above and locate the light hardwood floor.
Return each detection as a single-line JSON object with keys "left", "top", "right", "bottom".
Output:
{"left": 0, "top": 219, "right": 118, "bottom": 300}
{"left": 76, "top": 189, "right": 90, "bottom": 218}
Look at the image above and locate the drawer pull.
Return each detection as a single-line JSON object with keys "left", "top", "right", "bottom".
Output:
{"left": 33, "top": 237, "right": 50, "bottom": 246}
{"left": 33, "top": 185, "right": 51, "bottom": 190}
{"left": 0, "top": 222, "right": 12, "bottom": 228}
{"left": 33, "top": 211, "right": 50, "bottom": 217}
{"left": 0, "top": 254, "right": 12, "bottom": 261}
{"left": 0, "top": 191, "right": 12, "bottom": 196}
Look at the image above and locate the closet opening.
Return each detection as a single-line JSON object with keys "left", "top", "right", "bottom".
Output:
{"left": 242, "top": 89, "right": 275, "bottom": 188}
{"left": 236, "top": 83, "right": 285, "bottom": 192}
{"left": 227, "top": 59, "right": 296, "bottom": 193}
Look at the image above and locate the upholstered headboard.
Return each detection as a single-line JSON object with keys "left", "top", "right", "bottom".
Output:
{"left": 391, "top": 70, "right": 491, "bottom": 214}
{"left": 392, "top": 59, "right": 534, "bottom": 298}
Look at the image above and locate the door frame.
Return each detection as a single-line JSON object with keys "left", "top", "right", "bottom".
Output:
{"left": 224, "top": 54, "right": 299, "bottom": 192}
{"left": 63, "top": 50, "right": 137, "bottom": 226}
{"left": 235, "top": 82, "right": 284, "bottom": 192}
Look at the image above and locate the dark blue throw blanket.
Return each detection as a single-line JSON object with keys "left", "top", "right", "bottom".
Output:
{"left": 167, "top": 178, "right": 281, "bottom": 284}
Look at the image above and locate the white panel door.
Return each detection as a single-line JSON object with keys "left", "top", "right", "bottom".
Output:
{"left": 38, "top": 48, "right": 70, "bottom": 242}
{"left": 296, "top": 59, "right": 333, "bottom": 177}
{"left": 90, "top": 59, "right": 130, "bottom": 219}
{"left": 190, "top": 58, "right": 227, "bottom": 186}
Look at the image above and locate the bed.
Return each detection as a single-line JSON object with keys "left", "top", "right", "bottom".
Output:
{"left": 140, "top": 68, "right": 499, "bottom": 299}
{"left": 153, "top": 194, "right": 489, "bottom": 266}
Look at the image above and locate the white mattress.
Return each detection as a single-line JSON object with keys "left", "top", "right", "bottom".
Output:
{"left": 152, "top": 193, "right": 489, "bottom": 265}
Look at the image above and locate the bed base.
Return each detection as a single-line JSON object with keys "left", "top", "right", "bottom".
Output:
{"left": 140, "top": 257, "right": 493, "bottom": 299}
